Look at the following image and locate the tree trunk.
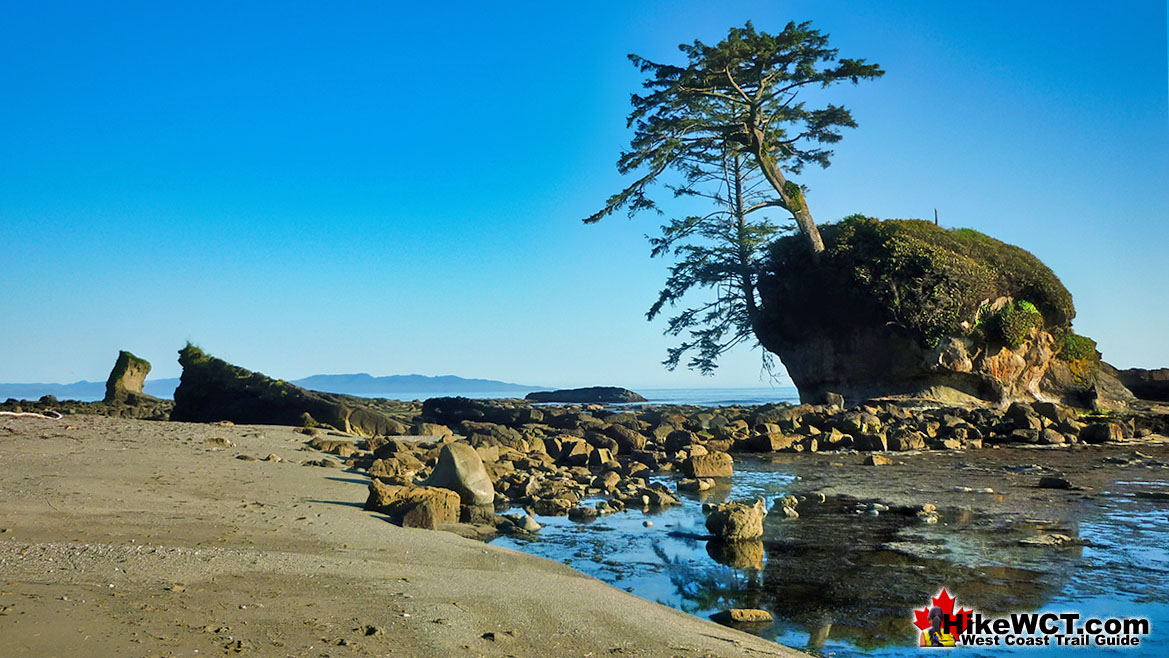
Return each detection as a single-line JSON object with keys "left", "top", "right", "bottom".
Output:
{"left": 749, "top": 131, "right": 826, "bottom": 254}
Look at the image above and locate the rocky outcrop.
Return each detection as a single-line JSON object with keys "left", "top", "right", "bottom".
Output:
{"left": 525, "top": 387, "right": 647, "bottom": 404}
{"left": 170, "top": 345, "right": 410, "bottom": 436}
{"left": 1117, "top": 368, "right": 1169, "bottom": 402}
{"left": 755, "top": 217, "right": 1133, "bottom": 408}
{"left": 704, "top": 499, "right": 765, "bottom": 541}
{"left": 420, "top": 443, "right": 495, "bottom": 505}
{"left": 364, "top": 480, "right": 460, "bottom": 529}
{"left": 104, "top": 351, "right": 155, "bottom": 403}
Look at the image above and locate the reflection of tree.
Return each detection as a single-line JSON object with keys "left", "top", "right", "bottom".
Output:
{"left": 757, "top": 498, "right": 1081, "bottom": 649}
{"left": 657, "top": 496, "right": 1082, "bottom": 651}
{"left": 652, "top": 541, "right": 763, "bottom": 614}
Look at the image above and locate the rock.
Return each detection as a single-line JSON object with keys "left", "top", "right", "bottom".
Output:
{"left": 887, "top": 429, "right": 926, "bottom": 451}
{"left": 711, "top": 609, "right": 773, "bottom": 624}
{"left": 603, "top": 423, "right": 647, "bottom": 452}
{"left": 854, "top": 433, "right": 888, "bottom": 451}
{"left": 171, "top": 345, "right": 407, "bottom": 437}
{"left": 683, "top": 452, "right": 734, "bottom": 478}
{"left": 104, "top": 350, "right": 155, "bottom": 403}
{"left": 364, "top": 480, "right": 459, "bottom": 527}
{"left": 419, "top": 397, "right": 539, "bottom": 428}
{"left": 1039, "top": 428, "right": 1067, "bottom": 445}
{"left": 704, "top": 499, "right": 765, "bottom": 541}
{"left": 1079, "top": 422, "right": 1127, "bottom": 444}
{"left": 1018, "top": 533, "right": 1081, "bottom": 547}
{"left": 1038, "top": 476, "right": 1072, "bottom": 489}
{"left": 587, "top": 447, "right": 615, "bottom": 470}
{"left": 420, "top": 443, "right": 495, "bottom": 506}
{"left": 307, "top": 436, "right": 357, "bottom": 457}
{"left": 531, "top": 497, "right": 573, "bottom": 516}
{"left": 864, "top": 454, "right": 893, "bottom": 466}
{"left": 413, "top": 422, "right": 452, "bottom": 437}
{"left": 402, "top": 501, "right": 445, "bottom": 530}
{"left": 567, "top": 506, "right": 598, "bottom": 523}
{"left": 677, "top": 478, "right": 714, "bottom": 492}
{"left": 524, "top": 387, "right": 647, "bottom": 404}
{"left": 1134, "top": 491, "right": 1169, "bottom": 501}
{"left": 1117, "top": 367, "right": 1169, "bottom": 402}
{"left": 750, "top": 220, "right": 1123, "bottom": 406}
{"left": 591, "top": 471, "right": 621, "bottom": 492}
{"left": 748, "top": 432, "right": 798, "bottom": 452}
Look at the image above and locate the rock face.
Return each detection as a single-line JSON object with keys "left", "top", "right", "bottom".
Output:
{"left": 104, "top": 351, "right": 154, "bottom": 403}
{"left": 364, "top": 480, "right": 460, "bottom": 529}
{"left": 1117, "top": 368, "right": 1169, "bottom": 402}
{"left": 704, "top": 499, "right": 765, "bottom": 541}
{"left": 755, "top": 217, "right": 1134, "bottom": 407}
{"left": 420, "top": 443, "right": 495, "bottom": 506}
{"left": 170, "top": 345, "right": 408, "bottom": 436}
{"left": 683, "top": 452, "right": 734, "bottom": 478}
{"left": 525, "top": 387, "right": 647, "bottom": 404}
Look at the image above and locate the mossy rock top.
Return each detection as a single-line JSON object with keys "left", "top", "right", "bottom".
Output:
{"left": 767, "top": 216, "right": 1075, "bottom": 347}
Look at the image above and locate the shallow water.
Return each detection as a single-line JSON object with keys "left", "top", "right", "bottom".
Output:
{"left": 492, "top": 459, "right": 1168, "bottom": 657}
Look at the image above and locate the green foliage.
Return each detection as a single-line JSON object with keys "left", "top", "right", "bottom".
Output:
{"left": 586, "top": 21, "right": 882, "bottom": 374}
{"left": 994, "top": 301, "right": 1043, "bottom": 348}
{"left": 768, "top": 216, "right": 1076, "bottom": 347}
{"left": 1054, "top": 330, "right": 1098, "bottom": 362}
{"left": 584, "top": 20, "right": 883, "bottom": 225}
{"left": 647, "top": 150, "right": 788, "bottom": 374}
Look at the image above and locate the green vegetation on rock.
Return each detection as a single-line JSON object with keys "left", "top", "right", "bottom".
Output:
{"left": 768, "top": 216, "right": 1075, "bottom": 347}
{"left": 993, "top": 300, "right": 1044, "bottom": 348}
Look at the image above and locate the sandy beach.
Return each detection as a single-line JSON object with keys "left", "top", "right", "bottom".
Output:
{"left": 0, "top": 414, "right": 799, "bottom": 657}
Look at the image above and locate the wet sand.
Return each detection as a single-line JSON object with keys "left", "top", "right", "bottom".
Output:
{"left": 0, "top": 414, "right": 797, "bottom": 657}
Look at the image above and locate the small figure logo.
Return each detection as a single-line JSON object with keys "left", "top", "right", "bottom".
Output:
{"left": 914, "top": 588, "right": 970, "bottom": 648}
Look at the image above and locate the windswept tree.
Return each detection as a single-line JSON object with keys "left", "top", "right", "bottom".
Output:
{"left": 585, "top": 21, "right": 883, "bottom": 254}
{"left": 648, "top": 144, "right": 787, "bottom": 374}
{"left": 586, "top": 20, "right": 883, "bottom": 373}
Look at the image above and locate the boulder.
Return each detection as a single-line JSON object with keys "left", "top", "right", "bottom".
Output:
{"left": 104, "top": 350, "right": 155, "bottom": 403}
{"left": 748, "top": 432, "right": 798, "bottom": 452}
{"left": 704, "top": 499, "right": 765, "bottom": 541}
{"left": 683, "top": 452, "right": 734, "bottom": 478}
{"left": 364, "top": 480, "right": 460, "bottom": 527}
{"left": 524, "top": 387, "right": 647, "bottom": 404}
{"left": 171, "top": 345, "right": 408, "bottom": 437}
{"left": 420, "top": 443, "right": 495, "bottom": 505}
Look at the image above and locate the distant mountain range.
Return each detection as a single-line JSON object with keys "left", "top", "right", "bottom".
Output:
{"left": 0, "top": 373, "right": 541, "bottom": 402}
{"left": 291, "top": 373, "right": 541, "bottom": 396}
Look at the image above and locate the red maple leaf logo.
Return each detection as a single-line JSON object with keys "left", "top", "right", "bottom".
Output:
{"left": 913, "top": 588, "right": 971, "bottom": 635}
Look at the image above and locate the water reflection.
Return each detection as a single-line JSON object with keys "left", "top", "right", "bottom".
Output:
{"left": 492, "top": 459, "right": 1166, "bottom": 656}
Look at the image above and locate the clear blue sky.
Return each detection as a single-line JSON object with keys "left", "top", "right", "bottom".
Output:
{"left": 2, "top": 1, "right": 1166, "bottom": 388}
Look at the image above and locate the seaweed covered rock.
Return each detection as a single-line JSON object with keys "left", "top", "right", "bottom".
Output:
{"left": 104, "top": 350, "right": 154, "bottom": 403}
{"left": 171, "top": 345, "right": 409, "bottom": 436}
{"left": 755, "top": 217, "right": 1132, "bottom": 407}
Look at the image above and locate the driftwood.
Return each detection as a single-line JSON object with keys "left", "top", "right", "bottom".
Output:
{"left": 0, "top": 410, "right": 63, "bottom": 420}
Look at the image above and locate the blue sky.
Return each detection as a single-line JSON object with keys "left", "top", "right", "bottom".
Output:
{"left": 2, "top": 1, "right": 1166, "bottom": 388}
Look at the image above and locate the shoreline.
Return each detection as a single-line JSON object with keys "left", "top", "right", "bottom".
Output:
{"left": 0, "top": 414, "right": 800, "bottom": 657}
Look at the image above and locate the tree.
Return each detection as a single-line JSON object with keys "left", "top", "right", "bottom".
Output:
{"left": 647, "top": 144, "right": 787, "bottom": 374}
{"left": 585, "top": 21, "right": 883, "bottom": 254}
{"left": 585, "top": 20, "right": 883, "bottom": 373}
